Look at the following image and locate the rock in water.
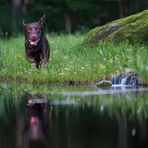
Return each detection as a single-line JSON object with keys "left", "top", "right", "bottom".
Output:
{"left": 96, "top": 80, "right": 112, "bottom": 87}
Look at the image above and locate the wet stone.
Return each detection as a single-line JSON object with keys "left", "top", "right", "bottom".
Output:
{"left": 96, "top": 80, "right": 112, "bottom": 87}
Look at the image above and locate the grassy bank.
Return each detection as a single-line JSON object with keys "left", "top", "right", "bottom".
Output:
{"left": 0, "top": 33, "right": 147, "bottom": 84}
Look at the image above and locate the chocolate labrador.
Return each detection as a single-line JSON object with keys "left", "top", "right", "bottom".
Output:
{"left": 23, "top": 15, "right": 50, "bottom": 68}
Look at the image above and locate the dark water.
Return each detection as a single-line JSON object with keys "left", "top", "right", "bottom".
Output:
{"left": 0, "top": 83, "right": 148, "bottom": 148}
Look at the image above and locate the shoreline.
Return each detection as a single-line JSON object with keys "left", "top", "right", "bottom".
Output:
{"left": 0, "top": 76, "right": 147, "bottom": 86}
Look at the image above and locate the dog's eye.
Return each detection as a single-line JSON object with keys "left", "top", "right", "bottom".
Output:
{"left": 28, "top": 28, "right": 32, "bottom": 32}
{"left": 35, "top": 28, "right": 39, "bottom": 31}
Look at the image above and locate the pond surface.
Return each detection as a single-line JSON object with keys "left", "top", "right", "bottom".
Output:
{"left": 0, "top": 83, "right": 148, "bottom": 148}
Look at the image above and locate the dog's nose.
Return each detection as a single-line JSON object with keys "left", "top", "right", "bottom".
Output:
{"left": 30, "top": 34, "right": 37, "bottom": 41}
{"left": 31, "top": 35, "right": 37, "bottom": 41}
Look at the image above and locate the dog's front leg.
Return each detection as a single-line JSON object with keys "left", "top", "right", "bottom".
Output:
{"left": 26, "top": 51, "right": 35, "bottom": 63}
{"left": 40, "top": 51, "right": 48, "bottom": 68}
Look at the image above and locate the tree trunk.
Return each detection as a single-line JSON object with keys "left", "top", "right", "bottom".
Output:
{"left": 65, "top": 12, "right": 72, "bottom": 34}
{"left": 22, "top": 0, "right": 28, "bottom": 16}
{"left": 129, "top": 0, "right": 133, "bottom": 14}
{"left": 118, "top": 0, "right": 124, "bottom": 18}
{"left": 12, "top": 0, "right": 21, "bottom": 33}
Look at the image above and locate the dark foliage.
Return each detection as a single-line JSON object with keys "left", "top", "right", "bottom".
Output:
{"left": 0, "top": 0, "right": 147, "bottom": 35}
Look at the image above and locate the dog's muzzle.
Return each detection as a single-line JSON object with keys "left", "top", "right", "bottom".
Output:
{"left": 28, "top": 38, "right": 40, "bottom": 46}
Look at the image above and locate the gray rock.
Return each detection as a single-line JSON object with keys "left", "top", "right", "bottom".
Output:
{"left": 96, "top": 80, "right": 112, "bottom": 87}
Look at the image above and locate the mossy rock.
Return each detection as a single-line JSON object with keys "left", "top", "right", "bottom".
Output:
{"left": 84, "top": 10, "right": 148, "bottom": 45}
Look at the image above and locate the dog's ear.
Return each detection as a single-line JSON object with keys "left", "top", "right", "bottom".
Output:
{"left": 23, "top": 19, "right": 27, "bottom": 27}
{"left": 38, "top": 14, "right": 46, "bottom": 26}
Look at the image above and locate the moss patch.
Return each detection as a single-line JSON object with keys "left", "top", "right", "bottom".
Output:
{"left": 84, "top": 10, "right": 148, "bottom": 45}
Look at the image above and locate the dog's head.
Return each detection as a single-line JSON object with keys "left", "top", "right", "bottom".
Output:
{"left": 23, "top": 15, "right": 46, "bottom": 46}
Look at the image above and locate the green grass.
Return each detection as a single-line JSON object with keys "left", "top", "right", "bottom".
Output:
{"left": 0, "top": 33, "right": 148, "bottom": 84}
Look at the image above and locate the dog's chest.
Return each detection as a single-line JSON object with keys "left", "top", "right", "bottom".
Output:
{"left": 26, "top": 49, "right": 41, "bottom": 58}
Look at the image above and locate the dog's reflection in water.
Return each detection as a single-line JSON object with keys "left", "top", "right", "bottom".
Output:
{"left": 23, "top": 96, "right": 50, "bottom": 148}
